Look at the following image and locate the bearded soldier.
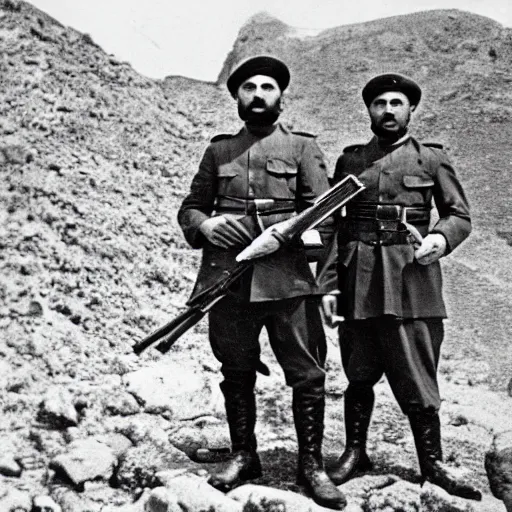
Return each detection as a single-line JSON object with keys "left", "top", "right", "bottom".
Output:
{"left": 178, "top": 55, "right": 346, "bottom": 510}
{"left": 322, "top": 73, "right": 481, "bottom": 501}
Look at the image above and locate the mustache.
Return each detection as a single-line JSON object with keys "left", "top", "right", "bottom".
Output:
{"left": 381, "top": 113, "right": 396, "bottom": 121}
{"left": 249, "top": 98, "right": 267, "bottom": 108}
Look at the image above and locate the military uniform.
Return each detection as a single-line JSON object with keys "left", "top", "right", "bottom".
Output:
{"left": 332, "top": 135, "right": 471, "bottom": 409}
{"left": 178, "top": 122, "right": 331, "bottom": 387}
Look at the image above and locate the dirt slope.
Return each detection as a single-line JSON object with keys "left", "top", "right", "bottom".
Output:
{"left": 1, "top": 0, "right": 512, "bottom": 509}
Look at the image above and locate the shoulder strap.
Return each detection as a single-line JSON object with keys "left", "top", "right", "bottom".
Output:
{"left": 210, "top": 133, "right": 233, "bottom": 143}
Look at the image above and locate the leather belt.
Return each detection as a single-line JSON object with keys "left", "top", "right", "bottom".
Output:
{"left": 346, "top": 203, "right": 430, "bottom": 223}
{"left": 341, "top": 203, "right": 429, "bottom": 246}
{"left": 215, "top": 196, "right": 296, "bottom": 215}
{"left": 341, "top": 224, "right": 412, "bottom": 246}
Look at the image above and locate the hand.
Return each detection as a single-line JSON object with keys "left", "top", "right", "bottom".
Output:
{"left": 321, "top": 294, "right": 343, "bottom": 328}
{"left": 199, "top": 216, "right": 252, "bottom": 249}
{"left": 414, "top": 233, "right": 447, "bottom": 265}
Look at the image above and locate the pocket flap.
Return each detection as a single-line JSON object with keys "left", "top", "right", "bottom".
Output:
{"left": 217, "top": 168, "right": 238, "bottom": 178}
{"left": 403, "top": 175, "right": 434, "bottom": 188}
{"left": 266, "top": 158, "right": 298, "bottom": 176}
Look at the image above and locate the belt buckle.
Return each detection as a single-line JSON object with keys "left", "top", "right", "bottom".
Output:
{"left": 253, "top": 199, "right": 275, "bottom": 213}
{"left": 376, "top": 204, "right": 402, "bottom": 221}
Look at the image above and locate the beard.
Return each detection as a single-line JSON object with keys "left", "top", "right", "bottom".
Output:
{"left": 238, "top": 97, "right": 282, "bottom": 126}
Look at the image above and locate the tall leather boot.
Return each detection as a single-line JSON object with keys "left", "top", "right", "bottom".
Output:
{"left": 328, "top": 384, "right": 374, "bottom": 485}
{"left": 293, "top": 387, "right": 347, "bottom": 510}
{"left": 208, "top": 373, "right": 262, "bottom": 492}
{"left": 408, "top": 407, "right": 482, "bottom": 501}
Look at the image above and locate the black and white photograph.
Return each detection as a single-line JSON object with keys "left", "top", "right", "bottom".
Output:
{"left": 1, "top": 0, "right": 511, "bottom": 510}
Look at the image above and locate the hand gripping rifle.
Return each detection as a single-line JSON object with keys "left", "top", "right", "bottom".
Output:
{"left": 133, "top": 174, "right": 365, "bottom": 358}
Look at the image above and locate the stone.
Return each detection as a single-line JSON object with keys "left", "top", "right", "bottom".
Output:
{"left": 32, "top": 495, "right": 62, "bottom": 512}
{"left": 0, "top": 453, "right": 22, "bottom": 477}
{"left": 228, "top": 483, "right": 335, "bottom": 511}
{"left": 365, "top": 480, "right": 420, "bottom": 511}
{"left": 485, "top": 430, "right": 512, "bottom": 512}
{"left": 123, "top": 361, "right": 221, "bottom": 419}
{"left": 41, "top": 387, "right": 78, "bottom": 427}
{"left": 103, "top": 391, "right": 141, "bottom": 416}
{"left": 0, "top": 487, "right": 32, "bottom": 511}
{"left": 161, "top": 473, "right": 242, "bottom": 512}
{"left": 144, "top": 487, "right": 181, "bottom": 512}
{"left": 115, "top": 439, "right": 201, "bottom": 491}
{"left": 50, "top": 439, "right": 116, "bottom": 489}
{"left": 420, "top": 481, "right": 476, "bottom": 511}
{"left": 93, "top": 433, "right": 133, "bottom": 458}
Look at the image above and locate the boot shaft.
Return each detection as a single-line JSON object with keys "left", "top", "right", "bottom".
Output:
{"left": 292, "top": 387, "right": 325, "bottom": 457}
{"left": 343, "top": 384, "right": 375, "bottom": 447}
{"left": 408, "top": 408, "right": 443, "bottom": 475}
{"left": 220, "top": 373, "right": 257, "bottom": 452}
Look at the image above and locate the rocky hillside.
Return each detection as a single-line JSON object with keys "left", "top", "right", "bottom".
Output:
{"left": 1, "top": 0, "right": 512, "bottom": 510}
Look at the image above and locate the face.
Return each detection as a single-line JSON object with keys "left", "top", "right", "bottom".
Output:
{"left": 368, "top": 91, "right": 414, "bottom": 137}
{"left": 236, "top": 74, "right": 282, "bottom": 125}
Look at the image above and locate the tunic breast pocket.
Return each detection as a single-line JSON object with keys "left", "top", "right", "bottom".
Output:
{"left": 266, "top": 158, "right": 298, "bottom": 196}
{"left": 402, "top": 175, "right": 434, "bottom": 204}
{"left": 217, "top": 168, "right": 239, "bottom": 196}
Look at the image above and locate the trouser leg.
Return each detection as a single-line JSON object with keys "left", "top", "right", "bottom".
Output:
{"left": 380, "top": 318, "right": 443, "bottom": 412}
{"left": 265, "top": 297, "right": 325, "bottom": 389}
{"left": 207, "top": 299, "right": 264, "bottom": 491}
{"left": 408, "top": 407, "right": 482, "bottom": 501}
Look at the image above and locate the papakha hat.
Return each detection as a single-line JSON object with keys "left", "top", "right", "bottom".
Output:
{"left": 362, "top": 73, "right": 422, "bottom": 107}
{"left": 227, "top": 55, "right": 290, "bottom": 97}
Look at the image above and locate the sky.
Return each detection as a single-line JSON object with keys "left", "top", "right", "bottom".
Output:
{"left": 30, "top": 0, "right": 512, "bottom": 82}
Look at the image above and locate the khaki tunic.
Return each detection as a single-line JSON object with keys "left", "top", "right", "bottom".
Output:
{"left": 332, "top": 136, "right": 471, "bottom": 320}
{"left": 178, "top": 123, "right": 332, "bottom": 303}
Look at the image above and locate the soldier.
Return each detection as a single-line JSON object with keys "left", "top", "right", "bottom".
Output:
{"left": 322, "top": 73, "right": 482, "bottom": 500}
{"left": 178, "top": 55, "right": 346, "bottom": 510}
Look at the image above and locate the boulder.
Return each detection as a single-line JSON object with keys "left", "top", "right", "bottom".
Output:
{"left": 32, "top": 495, "right": 62, "bottom": 512}
{"left": 159, "top": 473, "right": 243, "bottom": 512}
{"left": 123, "top": 361, "right": 221, "bottom": 419}
{"left": 228, "top": 483, "right": 336, "bottom": 511}
{"left": 0, "top": 453, "right": 22, "bottom": 477}
{"left": 485, "top": 430, "right": 512, "bottom": 512}
{"left": 40, "top": 387, "right": 78, "bottom": 428}
{"left": 0, "top": 487, "right": 32, "bottom": 511}
{"left": 115, "top": 439, "right": 201, "bottom": 491}
{"left": 50, "top": 439, "right": 116, "bottom": 489}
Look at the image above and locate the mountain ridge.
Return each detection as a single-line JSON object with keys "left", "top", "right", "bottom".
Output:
{"left": 1, "top": 1, "right": 511, "bottom": 509}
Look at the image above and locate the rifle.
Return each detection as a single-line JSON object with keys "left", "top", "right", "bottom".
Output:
{"left": 133, "top": 174, "right": 365, "bottom": 358}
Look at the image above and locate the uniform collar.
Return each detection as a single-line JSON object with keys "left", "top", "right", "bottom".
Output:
{"left": 242, "top": 122, "right": 287, "bottom": 137}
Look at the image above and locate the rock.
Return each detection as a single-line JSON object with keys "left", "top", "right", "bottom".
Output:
{"left": 0, "top": 454, "right": 22, "bottom": 477}
{"left": 33, "top": 495, "right": 62, "bottom": 512}
{"left": 365, "top": 480, "right": 420, "bottom": 511}
{"left": 420, "top": 481, "right": 476, "bottom": 511}
{"left": 161, "top": 473, "right": 242, "bottom": 512}
{"left": 103, "top": 391, "right": 141, "bottom": 416}
{"left": 144, "top": 487, "right": 181, "bottom": 512}
{"left": 50, "top": 439, "right": 116, "bottom": 489}
{"left": 485, "top": 430, "right": 512, "bottom": 512}
{"left": 116, "top": 439, "right": 201, "bottom": 491}
{"left": 41, "top": 387, "right": 78, "bottom": 427}
{"left": 123, "top": 362, "right": 221, "bottom": 419}
{"left": 50, "top": 484, "right": 101, "bottom": 512}
{"left": 0, "top": 487, "right": 32, "bottom": 511}
{"left": 93, "top": 433, "right": 133, "bottom": 458}
{"left": 228, "top": 483, "right": 334, "bottom": 511}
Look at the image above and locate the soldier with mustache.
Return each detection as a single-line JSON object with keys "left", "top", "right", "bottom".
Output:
{"left": 322, "top": 73, "right": 482, "bottom": 501}
{"left": 178, "top": 55, "right": 346, "bottom": 510}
